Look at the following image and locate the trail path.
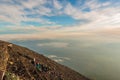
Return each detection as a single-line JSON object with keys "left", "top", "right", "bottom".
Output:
{"left": 0, "top": 46, "right": 10, "bottom": 80}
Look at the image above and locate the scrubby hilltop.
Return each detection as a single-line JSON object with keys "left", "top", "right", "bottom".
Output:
{"left": 0, "top": 40, "right": 89, "bottom": 80}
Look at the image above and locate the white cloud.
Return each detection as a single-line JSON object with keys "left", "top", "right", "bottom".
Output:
{"left": 102, "top": 2, "right": 111, "bottom": 6}
{"left": 0, "top": 25, "right": 120, "bottom": 44}
{"left": 53, "top": 0, "right": 62, "bottom": 10}
{"left": 64, "top": 1, "right": 120, "bottom": 30}
{"left": 84, "top": 0, "right": 101, "bottom": 10}
{"left": 0, "top": 0, "right": 119, "bottom": 28}
{"left": 0, "top": 0, "right": 120, "bottom": 44}
{"left": 20, "top": 0, "right": 47, "bottom": 9}
{"left": 36, "top": 6, "right": 52, "bottom": 16}
{"left": 6, "top": 26, "right": 49, "bottom": 32}
{"left": 0, "top": 0, "right": 54, "bottom": 25}
{"left": 0, "top": 4, "right": 24, "bottom": 24}
{"left": 64, "top": 3, "right": 83, "bottom": 20}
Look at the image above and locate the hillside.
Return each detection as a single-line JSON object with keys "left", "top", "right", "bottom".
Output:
{"left": 0, "top": 40, "right": 89, "bottom": 80}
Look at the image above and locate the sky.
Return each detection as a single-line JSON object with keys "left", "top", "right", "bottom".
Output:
{"left": 0, "top": 0, "right": 120, "bottom": 41}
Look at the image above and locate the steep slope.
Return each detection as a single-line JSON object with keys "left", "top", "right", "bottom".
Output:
{"left": 0, "top": 40, "right": 89, "bottom": 80}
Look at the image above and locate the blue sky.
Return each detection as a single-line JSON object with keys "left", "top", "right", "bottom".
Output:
{"left": 0, "top": 0, "right": 120, "bottom": 40}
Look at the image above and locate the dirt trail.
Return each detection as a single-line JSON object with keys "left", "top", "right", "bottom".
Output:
{"left": 0, "top": 46, "right": 9, "bottom": 80}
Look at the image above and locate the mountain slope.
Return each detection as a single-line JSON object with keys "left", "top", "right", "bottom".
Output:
{"left": 0, "top": 40, "right": 89, "bottom": 80}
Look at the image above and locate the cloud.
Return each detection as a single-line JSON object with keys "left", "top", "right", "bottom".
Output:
{"left": 20, "top": 0, "right": 47, "bottom": 9}
{"left": 0, "top": 0, "right": 120, "bottom": 44}
{"left": 64, "top": 0, "right": 120, "bottom": 28}
{"left": 6, "top": 26, "right": 49, "bottom": 32}
{"left": 47, "top": 55, "right": 71, "bottom": 62}
{"left": 0, "top": 4, "right": 24, "bottom": 24}
{"left": 0, "top": 0, "right": 54, "bottom": 25}
{"left": 0, "top": 0, "right": 119, "bottom": 27}
{"left": 53, "top": 0, "right": 62, "bottom": 10}
{"left": 64, "top": 3, "right": 83, "bottom": 20}
{"left": 38, "top": 42, "right": 69, "bottom": 48}
{"left": 0, "top": 25, "right": 120, "bottom": 44}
